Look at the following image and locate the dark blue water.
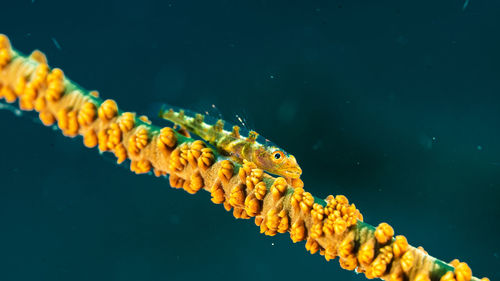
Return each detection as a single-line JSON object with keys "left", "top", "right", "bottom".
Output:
{"left": 1, "top": 1, "right": 498, "bottom": 280}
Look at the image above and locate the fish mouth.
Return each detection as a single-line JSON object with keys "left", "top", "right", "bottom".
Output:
{"left": 283, "top": 168, "right": 302, "bottom": 179}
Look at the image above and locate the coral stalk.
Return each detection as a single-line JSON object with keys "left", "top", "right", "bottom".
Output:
{"left": 0, "top": 34, "right": 488, "bottom": 281}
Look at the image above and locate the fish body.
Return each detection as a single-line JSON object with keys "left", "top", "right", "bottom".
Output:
{"left": 160, "top": 107, "right": 303, "bottom": 187}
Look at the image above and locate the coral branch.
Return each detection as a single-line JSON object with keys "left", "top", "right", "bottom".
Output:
{"left": 0, "top": 34, "right": 488, "bottom": 281}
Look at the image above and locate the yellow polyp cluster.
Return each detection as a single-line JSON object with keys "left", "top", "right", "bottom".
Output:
{"left": 401, "top": 250, "right": 414, "bottom": 273}
{"left": 254, "top": 181, "right": 267, "bottom": 200}
{"left": 270, "top": 177, "right": 287, "bottom": 201}
{"left": 157, "top": 126, "right": 177, "bottom": 154}
{"left": 290, "top": 220, "right": 307, "bottom": 242}
{"left": 169, "top": 145, "right": 187, "bottom": 172}
{"left": 0, "top": 34, "right": 12, "bottom": 69}
{"left": 0, "top": 35, "right": 489, "bottom": 281}
{"left": 39, "top": 110, "right": 56, "bottom": 126}
{"left": 77, "top": 101, "right": 97, "bottom": 127}
{"left": 244, "top": 193, "right": 261, "bottom": 216}
{"left": 19, "top": 63, "right": 49, "bottom": 110}
{"left": 245, "top": 168, "right": 264, "bottom": 190}
{"left": 45, "top": 68, "right": 65, "bottom": 103}
{"left": 322, "top": 195, "right": 362, "bottom": 236}
{"left": 437, "top": 261, "right": 473, "bottom": 281}
{"left": 185, "top": 172, "right": 204, "bottom": 194}
{"left": 375, "top": 222, "right": 394, "bottom": 244}
{"left": 291, "top": 187, "right": 314, "bottom": 213}
{"left": 210, "top": 182, "right": 225, "bottom": 204}
{"left": 366, "top": 245, "right": 394, "bottom": 279}
{"left": 97, "top": 99, "right": 118, "bottom": 121}
{"left": 0, "top": 85, "right": 16, "bottom": 103}
{"left": 130, "top": 159, "right": 152, "bottom": 174}
{"left": 128, "top": 126, "right": 149, "bottom": 157}
{"left": 259, "top": 208, "right": 289, "bottom": 236}
{"left": 118, "top": 112, "right": 135, "bottom": 133}
{"left": 57, "top": 108, "right": 79, "bottom": 137}
{"left": 338, "top": 232, "right": 355, "bottom": 261}
{"left": 238, "top": 160, "right": 257, "bottom": 182}
{"left": 228, "top": 184, "right": 247, "bottom": 218}
{"left": 113, "top": 143, "right": 128, "bottom": 164}
{"left": 217, "top": 160, "right": 234, "bottom": 184}
{"left": 305, "top": 237, "right": 320, "bottom": 254}
{"left": 187, "top": 140, "right": 206, "bottom": 167}
{"left": 358, "top": 238, "right": 376, "bottom": 267}
{"left": 107, "top": 123, "right": 123, "bottom": 149}
{"left": 197, "top": 147, "right": 214, "bottom": 171}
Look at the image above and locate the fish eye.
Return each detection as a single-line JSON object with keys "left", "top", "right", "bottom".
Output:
{"left": 272, "top": 151, "right": 284, "bottom": 162}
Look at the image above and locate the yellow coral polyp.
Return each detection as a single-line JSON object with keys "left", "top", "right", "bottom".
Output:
{"left": 210, "top": 182, "right": 225, "bottom": 204}
{"left": 45, "top": 68, "right": 65, "bottom": 102}
{"left": 197, "top": 147, "right": 214, "bottom": 171}
{"left": 128, "top": 126, "right": 149, "bottom": 156}
{"left": 246, "top": 168, "right": 263, "bottom": 190}
{"left": 254, "top": 181, "right": 267, "bottom": 200}
{"left": 0, "top": 34, "right": 12, "bottom": 68}
{"left": 455, "top": 263, "right": 472, "bottom": 281}
{"left": 130, "top": 159, "right": 151, "bottom": 174}
{"left": 77, "top": 101, "right": 97, "bottom": 127}
{"left": 39, "top": 110, "right": 55, "bottom": 126}
{"left": 83, "top": 130, "right": 98, "bottom": 148}
{"left": 186, "top": 172, "right": 204, "bottom": 194}
{"left": 270, "top": 177, "right": 287, "bottom": 201}
{"left": 358, "top": 239, "right": 376, "bottom": 267}
{"left": 375, "top": 222, "right": 395, "bottom": 244}
{"left": 306, "top": 238, "right": 320, "bottom": 254}
{"left": 290, "top": 220, "right": 306, "bottom": 243}
{"left": 229, "top": 184, "right": 246, "bottom": 208}
{"left": 244, "top": 194, "right": 261, "bottom": 216}
{"left": 1, "top": 85, "right": 16, "bottom": 103}
{"left": 217, "top": 160, "right": 234, "bottom": 184}
{"left": 97, "top": 99, "right": 118, "bottom": 121}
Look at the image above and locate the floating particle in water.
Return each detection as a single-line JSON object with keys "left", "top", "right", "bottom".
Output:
{"left": 277, "top": 100, "right": 298, "bottom": 124}
{"left": 477, "top": 145, "right": 483, "bottom": 151}
{"left": 235, "top": 114, "right": 248, "bottom": 128}
{"left": 312, "top": 139, "right": 323, "bottom": 150}
{"left": 51, "top": 37, "right": 61, "bottom": 50}
{"left": 419, "top": 134, "right": 434, "bottom": 150}
{"left": 396, "top": 35, "right": 409, "bottom": 46}
{"left": 463, "top": 0, "right": 470, "bottom": 11}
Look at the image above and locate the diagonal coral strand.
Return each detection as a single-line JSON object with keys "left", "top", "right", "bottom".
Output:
{"left": 0, "top": 34, "right": 488, "bottom": 281}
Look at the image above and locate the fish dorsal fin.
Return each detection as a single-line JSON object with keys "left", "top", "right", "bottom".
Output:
{"left": 194, "top": 113, "right": 204, "bottom": 124}
{"left": 159, "top": 108, "right": 173, "bottom": 119}
{"left": 230, "top": 125, "right": 240, "bottom": 138}
{"left": 246, "top": 130, "right": 259, "bottom": 143}
{"left": 213, "top": 119, "right": 224, "bottom": 132}
{"left": 29, "top": 50, "right": 47, "bottom": 64}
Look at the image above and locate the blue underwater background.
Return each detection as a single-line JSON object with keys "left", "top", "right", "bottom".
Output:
{"left": 0, "top": 1, "right": 499, "bottom": 280}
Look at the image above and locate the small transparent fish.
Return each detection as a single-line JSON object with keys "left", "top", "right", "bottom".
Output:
{"left": 159, "top": 105, "right": 303, "bottom": 187}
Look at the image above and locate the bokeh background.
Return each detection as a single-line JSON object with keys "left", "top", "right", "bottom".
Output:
{"left": 1, "top": 1, "right": 499, "bottom": 280}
